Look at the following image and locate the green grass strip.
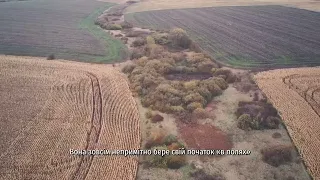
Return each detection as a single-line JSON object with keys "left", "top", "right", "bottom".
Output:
{"left": 79, "top": 3, "right": 128, "bottom": 63}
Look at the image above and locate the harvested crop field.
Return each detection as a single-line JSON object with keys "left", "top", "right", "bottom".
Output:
{"left": 0, "top": 55, "right": 140, "bottom": 179}
{"left": 254, "top": 67, "right": 320, "bottom": 179}
{"left": 0, "top": 0, "right": 127, "bottom": 62}
{"left": 125, "top": 6, "right": 320, "bottom": 68}
{"left": 125, "top": 0, "right": 320, "bottom": 13}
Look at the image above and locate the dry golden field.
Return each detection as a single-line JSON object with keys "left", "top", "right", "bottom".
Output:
{"left": 254, "top": 67, "right": 320, "bottom": 179}
{"left": 0, "top": 55, "right": 140, "bottom": 179}
{"left": 125, "top": 0, "right": 320, "bottom": 13}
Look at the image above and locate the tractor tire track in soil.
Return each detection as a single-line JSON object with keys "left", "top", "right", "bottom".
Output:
{"left": 71, "top": 72, "right": 103, "bottom": 180}
{"left": 0, "top": 56, "right": 141, "bottom": 180}
{"left": 283, "top": 74, "right": 320, "bottom": 117}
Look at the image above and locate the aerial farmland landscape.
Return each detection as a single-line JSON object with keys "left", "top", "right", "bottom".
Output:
{"left": 125, "top": 6, "right": 320, "bottom": 68}
{"left": 0, "top": 0, "right": 127, "bottom": 62}
{"left": 0, "top": 0, "right": 319, "bottom": 180}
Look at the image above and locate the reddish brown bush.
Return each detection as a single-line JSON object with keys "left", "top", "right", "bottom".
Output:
{"left": 261, "top": 145, "right": 293, "bottom": 167}
{"left": 261, "top": 116, "right": 280, "bottom": 129}
{"left": 145, "top": 131, "right": 166, "bottom": 149}
{"left": 272, "top": 132, "right": 282, "bottom": 139}
{"left": 253, "top": 91, "right": 259, "bottom": 101}
{"left": 166, "top": 155, "right": 186, "bottom": 169}
{"left": 152, "top": 114, "right": 164, "bottom": 123}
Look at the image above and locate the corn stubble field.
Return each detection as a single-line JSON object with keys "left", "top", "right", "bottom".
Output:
{"left": 125, "top": 6, "right": 320, "bottom": 68}
{"left": 0, "top": 55, "right": 140, "bottom": 179}
{"left": 254, "top": 67, "right": 320, "bottom": 179}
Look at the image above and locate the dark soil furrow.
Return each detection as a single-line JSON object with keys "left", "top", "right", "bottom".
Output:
{"left": 71, "top": 72, "right": 103, "bottom": 180}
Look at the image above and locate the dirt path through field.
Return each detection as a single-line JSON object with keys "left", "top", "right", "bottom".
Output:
{"left": 0, "top": 55, "right": 140, "bottom": 179}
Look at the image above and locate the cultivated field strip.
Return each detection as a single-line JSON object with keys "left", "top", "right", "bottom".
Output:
{"left": 254, "top": 67, "right": 320, "bottom": 179}
{"left": 0, "top": 0, "right": 128, "bottom": 62}
{"left": 125, "top": 0, "right": 320, "bottom": 13}
{"left": 0, "top": 0, "right": 109, "bottom": 61}
{"left": 125, "top": 5, "right": 320, "bottom": 68}
{"left": 0, "top": 55, "right": 140, "bottom": 180}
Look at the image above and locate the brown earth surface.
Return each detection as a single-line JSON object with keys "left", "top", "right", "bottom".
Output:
{"left": 178, "top": 123, "right": 233, "bottom": 150}
{"left": 125, "top": 6, "right": 320, "bottom": 68}
{"left": 254, "top": 67, "right": 320, "bottom": 179}
{"left": 125, "top": 0, "right": 320, "bottom": 13}
{"left": 0, "top": 0, "right": 117, "bottom": 61}
{"left": 0, "top": 55, "right": 140, "bottom": 179}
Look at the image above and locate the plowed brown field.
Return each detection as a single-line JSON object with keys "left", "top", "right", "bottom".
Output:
{"left": 125, "top": 6, "right": 320, "bottom": 68}
{"left": 125, "top": 0, "right": 320, "bottom": 13}
{"left": 254, "top": 67, "right": 320, "bottom": 179}
{"left": 0, "top": 55, "right": 140, "bottom": 179}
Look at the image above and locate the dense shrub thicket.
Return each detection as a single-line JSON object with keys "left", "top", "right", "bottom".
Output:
{"left": 144, "top": 133, "right": 186, "bottom": 169}
{"left": 236, "top": 101, "right": 282, "bottom": 130}
{"left": 124, "top": 55, "right": 228, "bottom": 115}
{"left": 122, "top": 28, "right": 235, "bottom": 116}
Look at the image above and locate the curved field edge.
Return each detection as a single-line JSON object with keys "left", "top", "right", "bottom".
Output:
{"left": 124, "top": 6, "right": 320, "bottom": 69}
{"left": 0, "top": 55, "right": 140, "bottom": 179}
{"left": 254, "top": 67, "right": 320, "bottom": 179}
{"left": 80, "top": 3, "right": 129, "bottom": 63}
